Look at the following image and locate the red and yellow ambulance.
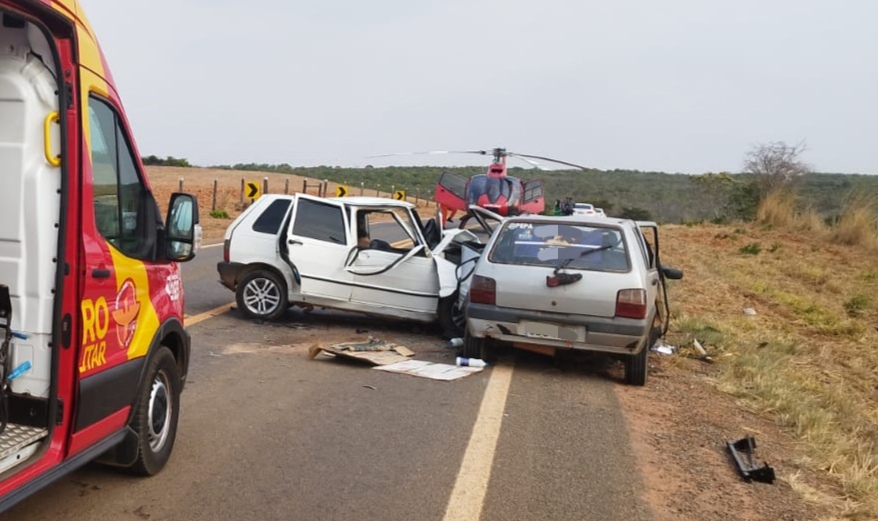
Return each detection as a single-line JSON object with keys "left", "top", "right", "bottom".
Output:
{"left": 0, "top": 0, "right": 199, "bottom": 511}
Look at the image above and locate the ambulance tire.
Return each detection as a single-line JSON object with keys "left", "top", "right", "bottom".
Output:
{"left": 127, "top": 347, "right": 181, "bottom": 476}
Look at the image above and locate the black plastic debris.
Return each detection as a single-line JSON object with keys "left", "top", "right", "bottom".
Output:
{"left": 726, "top": 435, "right": 776, "bottom": 484}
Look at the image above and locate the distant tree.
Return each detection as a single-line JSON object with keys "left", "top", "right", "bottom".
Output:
{"left": 744, "top": 141, "right": 810, "bottom": 195}
{"left": 142, "top": 155, "right": 190, "bottom": 167}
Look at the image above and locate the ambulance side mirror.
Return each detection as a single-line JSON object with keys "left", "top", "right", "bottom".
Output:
{"left": 164, "top": 193, "right": 201, "bottom": 262}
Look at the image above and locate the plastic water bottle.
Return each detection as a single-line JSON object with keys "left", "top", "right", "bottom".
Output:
{"left": 448, "top": 338, "right": 464, "bottom": 348}
{"left": 456, "top": 357, "right": 487, "bottom": 368}
{"left": 7, "top": 361, "right": 32, "bottom": 381}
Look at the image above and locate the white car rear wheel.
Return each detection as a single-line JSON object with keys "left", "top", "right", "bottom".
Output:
{"left": 237, "top": 270, "right": 288, "bottom": 321}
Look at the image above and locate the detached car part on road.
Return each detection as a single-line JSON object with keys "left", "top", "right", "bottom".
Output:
{"left": 461, "top": 215, "right": 682, "bottom": 386}
{"left": 218, "top": 194, "right": 482, "bottom": 337}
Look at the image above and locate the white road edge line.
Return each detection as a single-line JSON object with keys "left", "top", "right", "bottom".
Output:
{"left": 443, "top": 363, "right": 515, "bottom": 521}
{"left": 185, "top": 303, "right": 235, "bottom": 326}
{"left": 200, "top": 242, "right": 224, "bottom": 249}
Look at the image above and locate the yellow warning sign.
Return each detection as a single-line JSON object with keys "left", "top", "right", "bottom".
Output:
{"left": 393, "top": 190, "right": 406, "bottom": 201}
{"left": 336, "top": 185, "right": 349, "bottom": 197}
{"left": 246, "top": 181, "right": 261, "bottom": 200}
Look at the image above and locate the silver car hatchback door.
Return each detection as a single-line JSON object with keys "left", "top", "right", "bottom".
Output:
{"left": 482, "top": 221, "right": 640, "bottom": 317}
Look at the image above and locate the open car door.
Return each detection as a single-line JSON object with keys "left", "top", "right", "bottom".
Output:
{"left": 435, "top": 171, "right": 468, "bottom": 212}
{"left": 637, "top": 221, "right": 683, "bottom": 335}
{"left": 344, "top": 207, "right": 440, "bottom": 316}
{"left": 520, "top": 179, "right": 545, "bottom": 214}
{"left": 285, "top": 195, "right": 353, "bottom": 301}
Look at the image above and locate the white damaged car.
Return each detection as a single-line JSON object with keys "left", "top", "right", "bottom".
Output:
{"left": 217, "top": 194, "right": 481, "bottom": 337}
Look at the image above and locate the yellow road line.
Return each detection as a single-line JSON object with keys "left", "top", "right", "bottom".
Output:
{"left": 185, "top": 303, "right": 235, "bottom": 326}
{"left": 391, "top": 238, "right": 413, "bottom": 248}
{"left": 443, "top": 363, "right": 515, "bottom": 521}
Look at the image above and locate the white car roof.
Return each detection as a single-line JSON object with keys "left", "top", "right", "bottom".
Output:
{"left": 326, "top": 196, "right": 416, "bottom": 209}
{"left": 256, "top": 193, "right": 415, "bottom": 209}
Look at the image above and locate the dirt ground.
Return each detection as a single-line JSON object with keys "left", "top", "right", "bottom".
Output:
{"left": 615, "top": 357, "right": 829, "bottom": 521}
{"left": 146, "top": 166, "right": 837, "bottom": 520}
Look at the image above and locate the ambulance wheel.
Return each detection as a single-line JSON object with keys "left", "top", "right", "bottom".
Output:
{"left": 128, "top": 347, "right": 180, "bottom": 476}
{"left": 237, "top": 269, "right": 288, "bottom": 321}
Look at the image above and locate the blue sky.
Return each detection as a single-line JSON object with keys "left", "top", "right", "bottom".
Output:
{"left": 83, "top": 0, "right": 878, "bottom": 174}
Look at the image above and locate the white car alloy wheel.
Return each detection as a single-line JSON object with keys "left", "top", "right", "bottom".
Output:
{"left": 237, "top": 270, "right": 289, "bottom": 321}
{"left": 243, "top": 277, "right": 282, "bottom": 316}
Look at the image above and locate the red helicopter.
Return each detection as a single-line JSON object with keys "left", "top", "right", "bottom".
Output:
{"left": 371, "top": 148, "right": 588, "bottom": 222}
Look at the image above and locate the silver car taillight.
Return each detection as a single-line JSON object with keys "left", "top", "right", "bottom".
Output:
{"left": 615, "top": 289, "right": 647, "bottom": 319}
{"left": 469, "top": 275, "right": 496, "bottom": 306}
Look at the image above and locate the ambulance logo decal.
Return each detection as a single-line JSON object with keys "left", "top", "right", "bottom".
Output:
{"left": 112, "top": 279, "right": 140, "bottom": 348}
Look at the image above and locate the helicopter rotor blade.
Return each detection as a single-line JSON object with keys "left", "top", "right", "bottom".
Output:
{"left": 366, "top": 150, "right": 489, "bottom": 159}
{"left": 510, "top": 152, "right": 588, "bottom": 170}
{"left": 507, "top": 154, "right": 547, "bottom": 170}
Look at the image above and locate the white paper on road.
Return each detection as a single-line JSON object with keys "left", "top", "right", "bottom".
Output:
{"left": 374, "top": 360, "right": 484, "bottom": 381}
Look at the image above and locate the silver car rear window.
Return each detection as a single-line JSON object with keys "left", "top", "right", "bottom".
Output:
{"left": 489, "top": 221, "right": 630, "bottom": 272}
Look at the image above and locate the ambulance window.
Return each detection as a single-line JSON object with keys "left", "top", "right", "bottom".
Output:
{"left": 88, "top": 96, "right": 155, "bottom": 259}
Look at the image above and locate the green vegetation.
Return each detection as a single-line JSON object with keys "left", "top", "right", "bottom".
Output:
{"left": 209, "top": 209, "right": 230, "bottom": 219}
{"left": 202, "top": 162, "right": 878, "bottom": 225}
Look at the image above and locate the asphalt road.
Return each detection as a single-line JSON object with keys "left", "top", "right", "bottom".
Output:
{"left": 5, "top": 226, "right": 653, "bottom": 521}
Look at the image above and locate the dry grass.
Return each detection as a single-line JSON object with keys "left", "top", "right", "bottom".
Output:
{"left": 660, "top": 222, "right": 878, "bottom": 520}
{"left": 757, "top": 190, "right": 797, "bottom": 228}
{"left": 832, "top": 196, "right": 878, "bottom": 249}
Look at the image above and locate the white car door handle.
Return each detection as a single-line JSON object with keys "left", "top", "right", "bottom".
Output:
{"left": 289, "top": 239, "right": 303, "bottom": 245}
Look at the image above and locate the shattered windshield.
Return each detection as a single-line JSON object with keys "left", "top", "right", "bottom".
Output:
{"left": 489, "top": 221, "right": 630, "bottom": 272}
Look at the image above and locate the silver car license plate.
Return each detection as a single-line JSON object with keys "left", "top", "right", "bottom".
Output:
{"left": 520, "top": 321, "right": 585, "bottom": 342}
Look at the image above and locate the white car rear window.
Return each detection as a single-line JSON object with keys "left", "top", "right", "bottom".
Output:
{"left": 489, "top": 222, "right": 630, "bottom": 272}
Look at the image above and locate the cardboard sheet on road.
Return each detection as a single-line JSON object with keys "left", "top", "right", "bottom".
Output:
{"left": 308, "top": 338, "right": 415, "bottom": 366}
{"left": 374, "top": 360, "right": 483, "bottom": 381}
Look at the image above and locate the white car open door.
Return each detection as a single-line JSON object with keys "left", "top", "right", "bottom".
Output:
{"left": 345, "top": 207, "right": 440, "bottom": 316}
{"left": 285, "top": 195, "right": 353, "bottom": 301}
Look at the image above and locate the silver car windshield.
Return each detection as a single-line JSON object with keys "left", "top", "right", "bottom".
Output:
{"left": 489, "top": 222, "right": 630, "bottom": 272}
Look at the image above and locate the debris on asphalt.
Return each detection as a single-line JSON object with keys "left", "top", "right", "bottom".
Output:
{"left": 448, "top": 337, "right": 464, "bottom": 348}
{"left": 374, "top": 360, "right": 484, "bottom": 381}
{"left": 308, "top": 338, "right": 415, "bottom": 366}
{"left": 726, "top": 435, "right": 776, "bottom": 484}
{"left": 455, "top": 356, "right": 487, "bottom": 368}
{"left": 650, "top": 340, "right": 677, "bottom": 356}
{"left": 355, "top": 328, "right": 369, "bottom": 334}
{"left": 743, "top": 307, "right": 758, "bottom": 316}
{"left": 362, "top": 385, "right": 376, "bottom": 390}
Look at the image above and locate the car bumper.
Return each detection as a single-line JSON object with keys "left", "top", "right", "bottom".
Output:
{"left": 217, "top": 261, "right": 246, "bottom": 290}
{"left": 466, "top": 302, "right": 652, "bottom": 355}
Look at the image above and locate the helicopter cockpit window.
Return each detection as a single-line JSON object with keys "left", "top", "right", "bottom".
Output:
{"left": 466, "top": 174, "right": 521, "bottom": 206}
{"left": 467, "top": 175, "right": 488, "bottom": 205}
{"left": 356, "top": 208, "right": 423, "bottom": 254}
